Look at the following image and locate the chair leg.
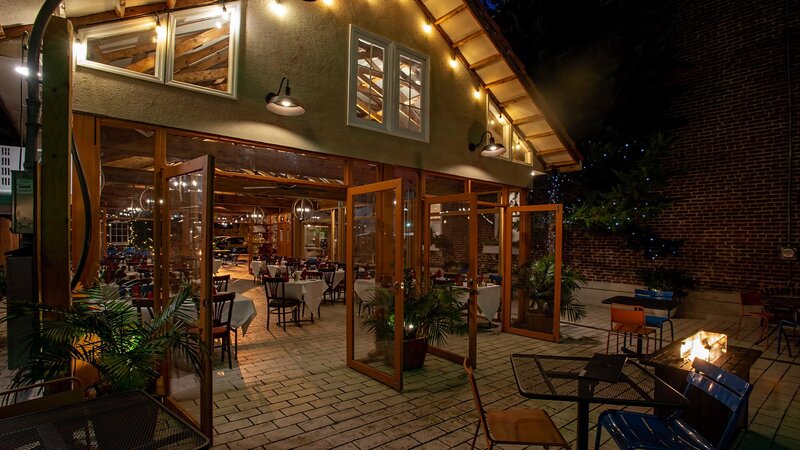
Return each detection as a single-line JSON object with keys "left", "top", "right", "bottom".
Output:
{"left": 594, "top": 419, "right": 603, "bottom": 450}
{"left": 668, "top": 319, "right": 674, "bottom": 343}
{"left": 227, "top": 335, "right": 232, "bottom": 369}
{"left": 470, "top": 421, "right": 480, "bottom": 450}
{"left": 234, "top": 329, "right": 238, "bottom": 358}
{"left": 267, "top": 307, "right": 271, "bottom": 330}
{"left": 736, "top": 314, "right": 744, "bottom": 339}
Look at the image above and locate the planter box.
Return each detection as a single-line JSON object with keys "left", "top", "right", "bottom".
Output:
{"left": 482, "top": 245, "right": 499, "bottom": 254}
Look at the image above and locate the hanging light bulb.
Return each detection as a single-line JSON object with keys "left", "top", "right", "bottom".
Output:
{"left": 269, "top": 0, "right": 287, "bottom": 17}
{"left": 154, "top": 15, "right": 166, "bottom": 42}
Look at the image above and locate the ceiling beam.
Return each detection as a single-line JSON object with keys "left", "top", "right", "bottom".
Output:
{"left": 0, "top": 24, "right": 5, "bottom": 40}
{"left": 452, "top": 29, "right": 484, "bottom": 48}
{"left": 500, "top": 95, "right": 528, "bottom": 107}
{"left": 525, "top": 130, "right": 555, "bottom": 140}
{"left": 537, "top": 147, "right": 566, "bottom": 156}
{"left": 513, "top": 114, "right": 545, "bottom": 125}
{"left": 434, "top": 4, "right": 467, "bottom": 25}
{"left": 166, "top": 0, "right": 178, "bottom": 8}
{"left": 469, "top": 53, "right": 502, "bottom": 71}
{"left": 484, "top": 74, "right": 516, "bottom": 89}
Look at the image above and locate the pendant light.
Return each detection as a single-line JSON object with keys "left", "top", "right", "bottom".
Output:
{"left": 469, "top": 131, "right": 507, "bottom": 157}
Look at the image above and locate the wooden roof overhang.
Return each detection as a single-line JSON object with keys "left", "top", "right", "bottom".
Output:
{"left": 417, "top": 0, "right": 583, "bottom": 171}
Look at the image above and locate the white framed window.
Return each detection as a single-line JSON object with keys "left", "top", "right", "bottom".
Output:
{"left": 166, "top": 2, "right": 240, "bottom": 98}
{"left": 108, "top": 221, "right": 130, "bottom": 245}
{"left": 348, "top": 25, "right": 430, "bottom": 142}
{"left": 75, "top": 3, "right": 240, "bottom": 98}
{"left": 487, "top": 100, "right": 510, "bottom": 159}
{"left": 76, "top": 16, "right": 166, "bottom": 83}
{"left": 511, "top": 130, "right": 533, "bottom": 164}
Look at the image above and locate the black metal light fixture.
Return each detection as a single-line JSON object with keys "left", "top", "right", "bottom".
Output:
{"left": 469, "top": 131, "right": 506, "bottom": 157}
{"left": 265, "top": 77, "right": 305, "bottom": 116}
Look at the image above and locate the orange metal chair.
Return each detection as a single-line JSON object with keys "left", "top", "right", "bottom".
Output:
{"left": 607, "top": 304, "right": 657, "bottom": 355}
{"left": 463, "top": 358, "right": 569, "bottom": 450}
{"left": 737, "top": 291, "right": 776, "bottom": 346}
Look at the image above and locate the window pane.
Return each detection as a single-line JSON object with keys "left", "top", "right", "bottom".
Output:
{"left": 512, "top": 132, "right": 531, "bottom": 163}
{"left": 488, "top": 102, "right": 507, "bottom": 158}
{"left": 356, "top": 38, "right": 385, "bottom": 124}
{"left": 170, "top": 5, "right": 233, "bottom": 93}
{"left": 397, "top": 55, "right": 423, "bottom": 133}
{"left": 86, "top": 27, "right": 158, "bottom": 76}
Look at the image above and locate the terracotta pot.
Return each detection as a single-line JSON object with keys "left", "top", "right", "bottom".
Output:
{"left": 527, "top": 312, "right": 553, "bottom": 333}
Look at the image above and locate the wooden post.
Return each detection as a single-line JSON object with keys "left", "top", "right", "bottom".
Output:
{"left": 71, "top": 114, "right": 101, "bottom": 285}
{"left": 40, "top": 16, "right": 73, "bottom": 309}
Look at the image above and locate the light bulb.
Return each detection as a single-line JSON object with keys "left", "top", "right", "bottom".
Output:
{"left": 448, "top": 58, "right": 458, "bottom": 69}
{"left": 422, "top": 22, "right": 432, "bottom": 33}
{"left": 322, "top": 0, "right": 334, "bottom": 5}
{"left": 270, "top": 0, "right": 287, "bottom": 17}
{"left": 220, "top": 5, "right": 230, "bottom": 20}
{"left": 472, "top": 89, "right": 482, "bottom": 100}
{"left": 155, "top": 21, "right": 166, "bottom": 41}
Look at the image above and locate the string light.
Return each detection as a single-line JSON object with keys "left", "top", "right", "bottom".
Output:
{"left": 472, "top": 89, "right": 482, "bottom": 100}
{"left": 448, "top": 57, "right": 458, "bottom": 69}
{"left": 422, "top": 22, "right": 433, "bottom": 33}
{"left": 154, "top": 15, "right": 166, "bottom": 42}
{"left": 269, "top": 0, "right": 287, "bottom": 17}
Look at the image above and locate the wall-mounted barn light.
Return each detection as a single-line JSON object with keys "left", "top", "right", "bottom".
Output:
{"left": 469, "top": 131, "right": 506, "bottom": 157}
{"left": 265, "top": 77, "right": 305, "bottom": 116}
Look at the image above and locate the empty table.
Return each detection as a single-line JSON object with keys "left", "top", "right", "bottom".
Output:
{"left": 284, "top": 279, "right": 326, "bottom": 320}
{"left": 511, "top": 353, "right": 688, "bottom": 450}
{"left": 455, "top": 284, "right": 502, "bottom": 321}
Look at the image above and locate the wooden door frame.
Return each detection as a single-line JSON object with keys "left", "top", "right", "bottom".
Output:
{"left": 422, "top": 193, "right": 479, "bottom": 368}
{"left": 345, "top": 178, "right": 404, "bottom": 391}
{"left": 502, "top": 204, "right": 563, "bottom": 342}
{"left": 155, "top": 155, "right": 215, "bottom": 440}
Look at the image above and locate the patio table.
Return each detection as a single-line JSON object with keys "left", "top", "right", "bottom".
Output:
{"left": 0, "top": 390, "right": 208, "bottom": 449}
{"left": 511, "top": 353, "right": 688, "bottom": 450}
{"left": 455, "top": 284, "right": 501, "bottom": 321}
{"left": 144, "top": 293, "right": 257, "bottom": 335}
{"left": 284, "top": 279, "right": 326, "bottom": 321}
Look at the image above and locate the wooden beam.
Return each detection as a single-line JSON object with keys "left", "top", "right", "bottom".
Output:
{"left": 452, "top": 29, "right": 484, "bottom": 48}
{"left": 115, "top": 0, "right": 127, "bottom": 17}
{"left": 40, "top": 16, "right": 73, "bottom": 310}
{"left": 0, "top": 24, "right": 5, "bottom": 40}
{"left": 469, "top": 53, "right": 502, "bottom": 71}
{"left": 525, "top": 130, "right": 555, "bottom": 140}
{"left": 173, "top": 39, "right": 228, "bottom": 72}
{"left": 434, "top": 4, "right": 467, "bottom": 25}
{"left": 166, "top": 0, "right": 178, "bottom": 8}
{"left": 484, "top": 74, "right": 516, "bottom": 89}
{"left": 172, "top": 67, "right": 228, "bottom": 84}
{"left": 537, "top": 147, "right": 566, "bottom": 156}
{"left": 70, "top": 0, "right": 217, "bottom": 29}
{"left": 513, "top": 114, "right": 544, "bottom": 125}
{"left": 500, "top": 94, "right": 527, "bottom": 107}
{"left": 0, "top": 24, "right": 32, "bottom": 41}
{"left": 96, "top": 41, "right": 155, "bottom": 65}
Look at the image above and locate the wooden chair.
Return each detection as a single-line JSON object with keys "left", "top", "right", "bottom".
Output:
{"left": 737, "top": 291, "right": 776, "bottom": 346}
{"left": 132, "top": 297, "right": 154, "bottom": 324}
{"left": 212, "top": 292, "right": 236, "bottom": 369}
{"left": 0, "top": 377, "right": 84, "bottom": 420}
{"left": 607, "top": 304, "right": 657, "bottom": 355}
{"left": 213, "top": 274, "right": 230, "bottom": 293}
{"left": 463, "top": 359, "right": 569, "bottom": 449}
{"left": 263, "top": 276, "right": 301, "bottom": 331}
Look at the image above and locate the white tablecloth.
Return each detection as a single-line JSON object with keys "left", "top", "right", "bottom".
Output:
{"left": 267, "top": 264, "right": 287, "bottom": 277}
{"left": 324, "top": 270, "right": 346, "bottom": 289}
{"left": 456, "top": 285, "right": 502, "bottom": 321}
{"left": 250, "top": 261, "right": 264, "bottom": 276}
{"left": 284, "top": 280, "right": 326, "bottom": 315}
{"left": 144, "top": 293, "right": 257, "bottom": 335}
{"left": 213, "top": 260, "right": 223, "bottom": 274}
{"left": 354, "top": 279, "right": 377, "bottom": 304}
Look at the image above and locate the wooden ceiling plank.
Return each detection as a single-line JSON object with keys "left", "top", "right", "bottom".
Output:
{"left": 70, "top": 1, "right": 217, "bottom": 29}
{"left": 452, "top": 29, "right": 485, "bottom": 48}
{"left": 468, "top": 53, "right": 502, "bottom": 71}
{"left": 434, "top": 4, "right": 467, "bottom": 25}
{"left": 166, "top": 0, "right": 178, "bottom": 8}
{"left": 525, "top": 130, "right": 556, "bottom": 140}
{"left": 537, "top": 147, "right": 567, "bottom": 156}
{"left": 172, "top": 67, "right": 228, "bottom": 84}
{"left": 173, "top": 38, "right": 228, "bottom": 71}
{"left": 484, "top": 74, "right": 517, "bottom": 89}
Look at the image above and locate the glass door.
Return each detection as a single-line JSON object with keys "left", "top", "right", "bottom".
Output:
{"left": 502, "top": 204, "right": 563, "bottom": 342}
{"left": 155, "top": 156, "right": 214, "bottom": 438}
{"left": 423, "top": 194, "right": 478, "bottom": 367}
{"left": 346, "top": 179, "right": 404, "bottom": 390}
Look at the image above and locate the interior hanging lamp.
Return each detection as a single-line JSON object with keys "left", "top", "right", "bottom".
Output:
{"left": 265, "top": 77, "right": 305, "bottom": 116}
{"left": 469, "top": 131, "right": 507, "bottom": 157}
{"left": 292, "top": 198, "right": 314, "bottom": 221}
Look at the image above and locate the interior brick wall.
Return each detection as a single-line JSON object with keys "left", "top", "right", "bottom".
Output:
{"left": 562, "top": 0, "right": 800, "bottom": 291}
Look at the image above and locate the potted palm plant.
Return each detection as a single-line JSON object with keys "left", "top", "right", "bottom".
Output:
{"left": 518, "top": 255, "right": 587, "bottom": 331}
{"left": 7, "top": 282, "right": 204, "bottom": 395}
{"left": 362, "top": 270, "right": 467, "bottom": 370}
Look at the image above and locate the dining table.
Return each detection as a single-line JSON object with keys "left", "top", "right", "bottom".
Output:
{"left": 0, "top": 390, "right": 208, "bottom": 449}
{"left": 284, "top": 279, "right": 327, "bottom": 321}
{"left": 511, "top": 353, "right": 688, "bottom": 450}
{"left": 142, "top": 293, "right": 257, "bottom": 335}
{"left": 455, "top": 284, "right": 502, "bottom": 322}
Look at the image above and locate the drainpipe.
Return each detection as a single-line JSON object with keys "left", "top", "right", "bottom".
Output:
{"left": 785, "top": 0, "right": 794, "bottom": 286}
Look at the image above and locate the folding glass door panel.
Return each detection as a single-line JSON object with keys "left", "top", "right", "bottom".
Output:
{"left": 423, "top": 193, "right": 478, "bottom": 367}
{"left": 502, "top": 204, "right": 563, "bottom": 342}
{"left": 346, "top": 179, "right": 405, "bottom": 390}
{"left": 156, "top": 156, "right": 214, "bottom": 437}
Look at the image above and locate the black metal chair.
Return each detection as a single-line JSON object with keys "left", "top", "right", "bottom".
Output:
{"left": 132, "top": 297, "right": 154, "bottom": 324}
{"left": 212, "top": 292, "right": 236, "bottom": 369}
{"left": 320, "top": 268, "right": 337, "bottom": 303}
{"left": 213, "top": 274, "right": 230, "bottom": 293}
{"left": 263, "top": 276, "right": 301, "bottom": 331}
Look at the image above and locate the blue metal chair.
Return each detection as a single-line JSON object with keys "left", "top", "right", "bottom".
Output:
{"left": 776, "top": 319, "right": 799, "bottom": 357}
{"left": 594, "top": 358, "right": 753, "bottom": 450}
{"left": 635, "top": 289, "right": 675, "bottom": 349}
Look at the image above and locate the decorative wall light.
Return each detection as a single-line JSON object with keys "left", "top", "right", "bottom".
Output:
{"left": 469, "top": 131, "right": 507, "bottom": 157}
{"left": 292, "top": 198, "right": 314, "bottom": 221}
{"left": 250, "top": 207, "right": 265, "bottom": 223}
{"left": 265, "top": 77, "right": 305, "bottom": 116}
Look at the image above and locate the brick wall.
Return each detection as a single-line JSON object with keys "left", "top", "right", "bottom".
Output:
{"left": 563, "top": 0, "right": 800, "bottom": 292}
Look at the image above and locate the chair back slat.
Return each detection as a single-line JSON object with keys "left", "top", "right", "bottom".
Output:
{"left": 263, "top": 276, "right": 286, "bottom": 300}
{"left": 463, "top": 358, "right": 491, "bottom": 448}
{"left": 213, "top": 275, "right": 230, "bottom": 293}
{"left": 212, "top": 292, "right": 236, "bottom": 327}
{"left": 610, "top": 304, "right": 645, "bottom": 326}
{"left": 681, "top": 358, "right": 753, "bottom": 450}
